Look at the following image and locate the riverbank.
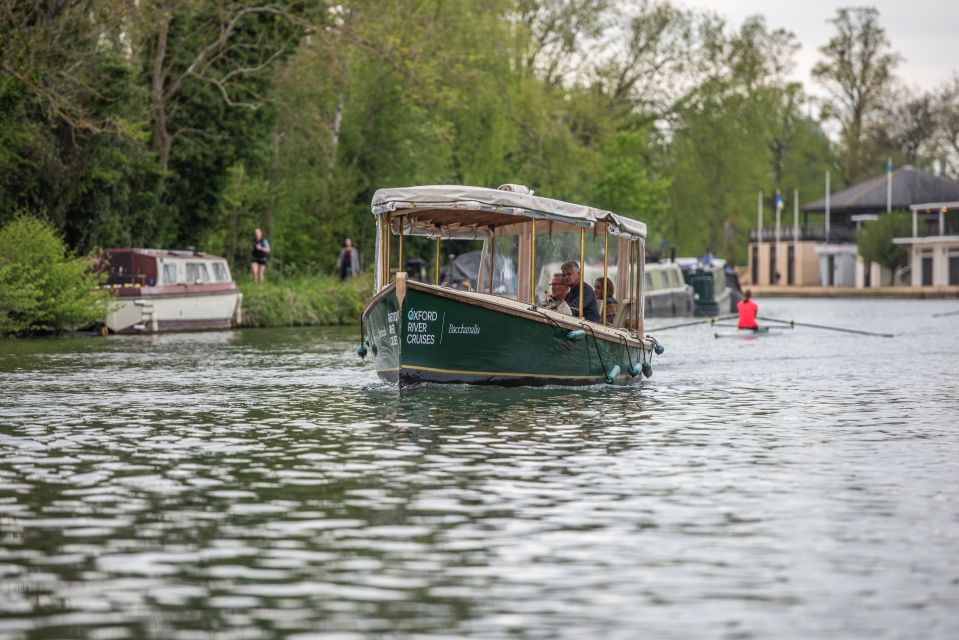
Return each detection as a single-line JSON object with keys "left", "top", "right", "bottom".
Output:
{"left": 236, "top": 274, "right": 370, "bottom": 327}
{"left": 751, "top": 285, "right": 959, "bottom": 298}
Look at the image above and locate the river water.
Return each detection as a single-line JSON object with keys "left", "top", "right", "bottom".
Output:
{"left": 1, "top": 298, "right": 958, "bottom": 639}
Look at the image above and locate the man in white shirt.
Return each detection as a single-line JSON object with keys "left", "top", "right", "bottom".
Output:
{"left": 545, "top": 273, "right": 573, "bottom": 315}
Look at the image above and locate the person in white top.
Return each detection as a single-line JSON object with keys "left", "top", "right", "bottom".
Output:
{"left": 544, "top": 273, "right": 572, "bottom": 315}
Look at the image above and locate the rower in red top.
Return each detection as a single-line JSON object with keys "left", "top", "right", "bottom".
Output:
{"left": 737, "top": 288, "right": 759, "bottom": 330}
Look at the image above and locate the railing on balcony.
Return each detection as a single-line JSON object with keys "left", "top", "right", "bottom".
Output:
{"left": 748, "top": 225, "right": 856, "bottom": 243}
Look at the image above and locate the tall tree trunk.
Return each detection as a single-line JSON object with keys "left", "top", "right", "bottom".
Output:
{"left": 152, "top": 2, "right": 172, "bottom": 171}
{"left": 268, "top": 129, "right": 283, "bottom": 239}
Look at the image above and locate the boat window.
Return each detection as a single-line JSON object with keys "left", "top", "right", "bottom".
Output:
{"left": 186, "top": 262, "right": 210, "bottom": 283}
{"left": 668, "top": 269, "right": 681, "bottom": 287}
{"left": 655, "top": 271, "right": 669, "bottom": 289}
{"left": 163, "top": 263, "right": 178, "bottom": 284}
{"left": 644, "top": 272, "right": 653, "bottom": 289}
{"left": 212, "top": 262, "right": 230, "bottom": 281}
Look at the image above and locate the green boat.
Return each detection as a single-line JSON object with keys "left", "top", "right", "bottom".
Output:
{"left": 360, "top": 185, "right": 662, "bottom": 386}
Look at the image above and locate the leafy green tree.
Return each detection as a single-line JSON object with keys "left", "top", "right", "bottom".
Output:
{"left": 813, "top": 7, "right": 900, "bottom": 185}
{"left": 857, "top": 211, "right": 912, "bottom": 272}
{"left": 0, "top": 0, "right": 163, "bottom": 253}
{"left": 0, "top": 216, "right": 109, "bottom": 335}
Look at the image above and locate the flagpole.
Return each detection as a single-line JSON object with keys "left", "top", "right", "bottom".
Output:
{"left": 775, "top": 190, "right": 782, "bottom": 285}
{"left": 793, "top": 188, "right": 799, "bottom": 241}
{"left": 886, "top": 158, "right": 893, "bottom": 213}
{"left": 757, "top": 190, "right": 763, "bottom": 241}
{"left": 825, "top": 171, "right": 830, "bottom": 242}
{"left": 757, "top": 191, "right": 763, "bottom": 285}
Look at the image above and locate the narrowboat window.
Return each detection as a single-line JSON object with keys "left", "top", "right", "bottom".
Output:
{"left": 644, "top": 272, "right": 653, "bottom": 289}
{"left": 163, "top": 263, "right": 178, "bottom": 284}
{"left": 212, "top": 262, "right": 230, "bottom": 281}
{"left": 668, "top": 269, "right": 681, "bottom": 287}
{"left": 186, "top": 262, "right": 210, "bottom": 282}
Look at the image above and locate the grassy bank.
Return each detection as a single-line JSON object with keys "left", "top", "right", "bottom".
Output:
{"left": 236, "top": 274, "right": 371, "bottom": 328}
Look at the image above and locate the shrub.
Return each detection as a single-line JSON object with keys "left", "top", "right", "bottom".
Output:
{"left": 0, "top": 215, "right": 108, "bottom": 336}
{"left": 237, "top": 273, "right": 370, "bottom": 328}
{"left": 857, "top": 211, "right": 912, "bottom": 272}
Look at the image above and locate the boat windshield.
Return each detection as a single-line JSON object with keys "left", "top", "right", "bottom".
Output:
{"left": 370, "top": 185, "right": 647, "bottom": 328}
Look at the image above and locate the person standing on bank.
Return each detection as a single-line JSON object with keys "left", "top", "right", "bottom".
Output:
{"left": 336, "top": 238, "right": 360, "bottom": 280}
{"left": 561, "top": 260, "right": 601, "bottom": 322}
{"left": 251, "top": 228, "right": 271, "bottom": 283}
{"left": 737, "top": 288, "right": 759, "bottom": 330}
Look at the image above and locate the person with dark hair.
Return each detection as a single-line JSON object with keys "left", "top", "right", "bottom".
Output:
{"left": 251, "top": 228, "right": 271, "bottom": 283}
{"left": 561, "top": 260, "right": 600, "bottom": 322}
{"left": 594, "top": 276, "right": 618, "bottom": 324}
{"left": 336, "top": 238, "right": 360, "bottom": 280}
{"left": 737, "top": 288, "right": 759, "bottom": 330}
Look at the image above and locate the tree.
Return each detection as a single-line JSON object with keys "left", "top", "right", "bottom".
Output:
{"left": 813, "top": 7, "right": 900, "bottom": 185}
{"left": 0, "top": 0, "right": 163, "bottom": 253}
{"left": 933, "top": 75, "right": 959, "bottom": 179}
{"left": 857, "top": 211, "right": 911, "bottom": 272}
{"left": 0, "top": 215, "right": 108, "bottom": 335}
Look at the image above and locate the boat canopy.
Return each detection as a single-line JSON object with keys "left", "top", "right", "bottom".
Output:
{"left": 371, "top": 185, "right": 647, "bottom": 240}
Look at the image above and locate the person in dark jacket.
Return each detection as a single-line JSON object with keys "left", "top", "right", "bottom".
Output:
{"left": 251, "top": 228, "right": 271, "bottom": 283}
{"left": 336, "top": 238, "right": 361, "bottom": 280}
{"left": 561, "top": 260, "right": 600, "bottom": 322}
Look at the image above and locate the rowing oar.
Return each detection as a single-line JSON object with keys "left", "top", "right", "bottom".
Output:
{"left": 711, "top": 322, "right": 793, "bottom": 329}
{"left": 932, "top": 309, "right": 959, "bottom": 318}
{"left": 647, "top": 314, "right": 738, "bottom": 332}
{"left": 757, "top": 316, "right": 893, "bottom": 338}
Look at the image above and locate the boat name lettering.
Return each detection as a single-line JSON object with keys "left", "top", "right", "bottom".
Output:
{"left": 447, "top": 324, "right": 481, "bottom": 335}
{"left": 407, "top": 309, "right": 438, "bottom": 322}
{"left": 407, "top": 333, "right": 435, "bottom": 345}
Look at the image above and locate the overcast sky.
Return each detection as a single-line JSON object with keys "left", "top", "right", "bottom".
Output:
{"left": 681, "top": 0, "right": 959, "bottom": 92}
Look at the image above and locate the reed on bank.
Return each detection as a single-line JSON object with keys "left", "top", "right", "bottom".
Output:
{"left": 236, "top": 273, "right": 371, "bottom": 328}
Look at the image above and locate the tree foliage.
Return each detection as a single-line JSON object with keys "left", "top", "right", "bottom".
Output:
{"left": 0, "top": 215, "right": 108, "bottom": 335}
{"left": 813, "top": 7, "right": 899, "bottom": 185}
{"left": 0, "top": 1, "right": 952, "bottom": 277}
{"left": 857, "top": 211, "right": 912, "bottom": 272}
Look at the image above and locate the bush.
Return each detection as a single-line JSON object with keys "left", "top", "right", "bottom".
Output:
{"left": 857, "top": 211, "right": 912, "bottom": 272}
{"left": 237, "top": 273, "right": 371, "bottom": 327}
{"left": 0, "top": 215, "right": 109, "bottom": 336}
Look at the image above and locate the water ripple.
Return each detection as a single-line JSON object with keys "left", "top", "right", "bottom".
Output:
{"left": 1, "top": 306, "right": 958, "bottom": 638}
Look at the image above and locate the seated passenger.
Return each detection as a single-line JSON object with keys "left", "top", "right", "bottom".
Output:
{"left": 737, "top": 288, "right": 759, "bottom": 329}
{"left": 594, "top": 277, "right": 619, "bottom": 324}
{"left": 561, "top": 260, "right": 601, "bottom": 322}
{"left": 545, "top": 273, "right": 573, "bottom": 315}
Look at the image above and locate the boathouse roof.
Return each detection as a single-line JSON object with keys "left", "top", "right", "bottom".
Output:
{"left": 802, "top": 166, "right": 959, "bottom": 215}
{"left": 371, "top": 185, "right": 647, "bottom": 239}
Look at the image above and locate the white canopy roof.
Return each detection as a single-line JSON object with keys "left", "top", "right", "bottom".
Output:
{"left": 371, "top": 185, "right": 646, "bottom": 239}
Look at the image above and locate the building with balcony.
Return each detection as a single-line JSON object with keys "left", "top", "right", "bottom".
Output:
{"left": 893, "top": 202, "right": 959, "bottom": 285}
{"left": 747, "top": 167, "right": 959, "bottom": 287}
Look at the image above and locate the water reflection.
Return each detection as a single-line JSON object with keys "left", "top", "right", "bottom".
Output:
{"left": 2, "top": 301, "right": 959, "bottom": 638}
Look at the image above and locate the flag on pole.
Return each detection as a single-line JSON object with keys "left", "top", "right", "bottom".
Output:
{"left": 774, "top": 190, "right": 783, "bottom": 211}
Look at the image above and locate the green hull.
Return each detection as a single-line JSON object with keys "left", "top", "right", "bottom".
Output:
{"left": 362, "top": 282, "right": 652, "bottom": 387}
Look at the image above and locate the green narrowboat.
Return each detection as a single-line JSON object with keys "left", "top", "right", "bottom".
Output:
{"left": 360, "top": 185, "right": 662, "bottom": 386}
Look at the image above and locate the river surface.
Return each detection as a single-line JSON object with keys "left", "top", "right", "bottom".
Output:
{"left": 1, "top": 298, "right": 958, "bottom": 639}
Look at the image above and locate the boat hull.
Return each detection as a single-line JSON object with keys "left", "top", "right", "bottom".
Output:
{"left": 645, "top": 289, "right": 694, "bottom": 318}
{"left": 106, "top": 288, "right": 242, "bottom": 334}
{"left": 363, "top": 282, "right": 651, "bottom": 387}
